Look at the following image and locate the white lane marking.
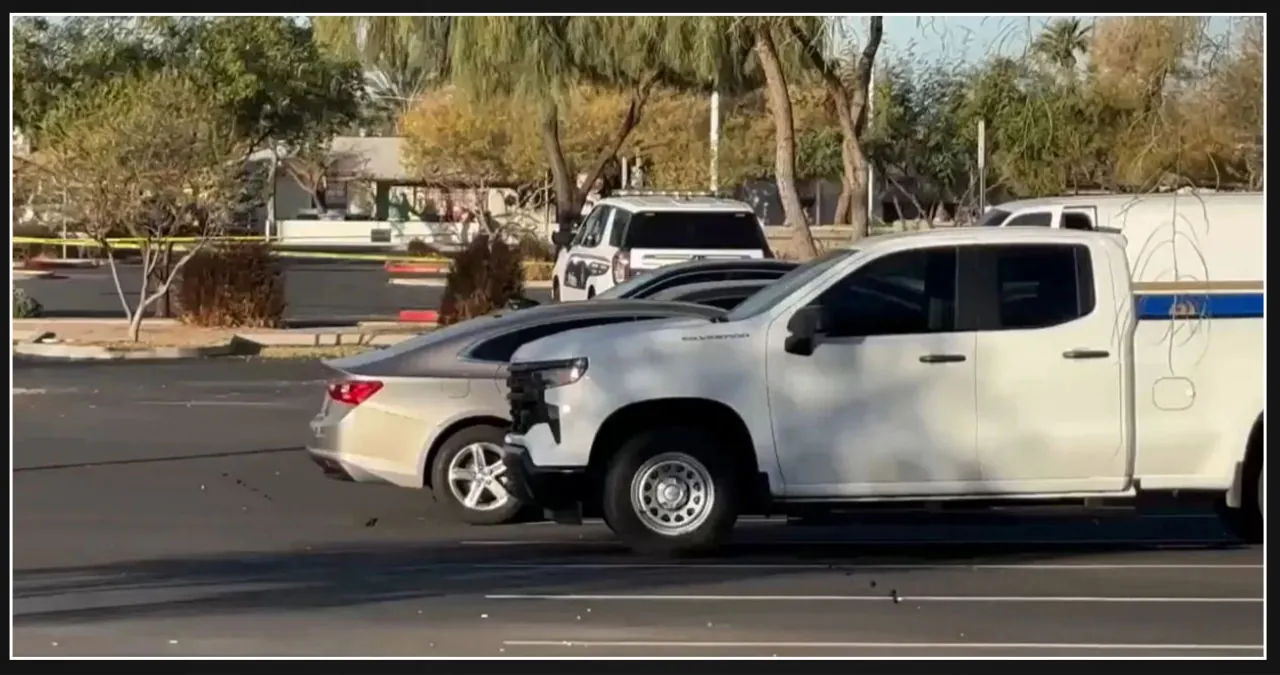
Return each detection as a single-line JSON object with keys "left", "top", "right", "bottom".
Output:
{"left": 503, "top": 639, "right": 1262, "bottom": 652}
{"left": 463, "top": 562, "right": 1261, "bottom": 571}
{"left": 135, "top": 400, "right": 302, "bottom": 408}
{"left": 486, "top": 593, "right": 1261, "bottom": 603}
{"left": 12, "top": 388, "right": 48, "bottom": 395}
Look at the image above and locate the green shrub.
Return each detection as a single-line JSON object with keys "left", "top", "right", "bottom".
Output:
{"left": 176, "top": 243, "right": 286, "bottom": 328}
{"left": 12, "top": 287, "right": 43, "bottom": 318}
{"left": 438, "top": 234, "right": 524, "bottom": 326}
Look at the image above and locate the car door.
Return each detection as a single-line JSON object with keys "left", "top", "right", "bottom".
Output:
{"left": 971, "top": 242, "right": 1128, "bottom": 493}
{"left": 559, "top": 207, "right": 612, "bottom": 300}
{"left": 766, "top": 245, "right": 981, "bottom": 498}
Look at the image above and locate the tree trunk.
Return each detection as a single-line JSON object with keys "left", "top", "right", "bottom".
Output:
{"left": 754, "top": 23, "right": 816, "bottom": 259}
{"left": 540, "top": 106, "right": 582, "bottom": 231}
{"left": 539, "top": 79, "right": 655, "bottom": 233}
{"left": 831, "top": 94, "right": 862, "bottom": 231}
{"left": 844, "top": 139, "right": 870, "bottom": 242}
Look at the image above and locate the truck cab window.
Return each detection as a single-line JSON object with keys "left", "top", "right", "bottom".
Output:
{"left": 814, "top": 247, "right": 958, "bottom": 337}
{"left": 988, "top": 244, "right": 1095, "bottom": 330}
{"left": 1061, "top": 211, "right": 1095, "bottom": 231}
{"left": 1004, "top": 211, "right": 1053, "bottom": 227}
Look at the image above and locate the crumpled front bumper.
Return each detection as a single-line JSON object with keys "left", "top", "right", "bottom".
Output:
{"left": 500, "top": 433, "right": 588, "bottom": 518}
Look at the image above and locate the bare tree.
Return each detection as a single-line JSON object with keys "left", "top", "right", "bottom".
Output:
{"left": 35, "top": 71, "right": 251, "bottom": 340}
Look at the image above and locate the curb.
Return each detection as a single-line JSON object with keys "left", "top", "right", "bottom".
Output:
{"left": 524, "top": 280, "right": 553, "bottom": 290}
{"left": 233, "top": 330, "right": 424, "bottom": 347}
{"left": 385, "top": 262, "right": 451, "bottom": 274}
{"left": 12, "top": 270, "right": 60, "bottom": 279}
{"left": 399, "top": 310, "right": 440, "bottom": 323}
{"left": 24, "top": 257, "right": 102, "bottom": 270}
{"left": 389, "top": 277, "right": 447, "bottom": 287}
{"left": 14, "top": 341, "right": 236, "bottom": 361}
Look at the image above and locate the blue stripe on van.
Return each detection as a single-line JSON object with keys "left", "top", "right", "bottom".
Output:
{"left": 1135, "top": 293, "right": 1264, "bottom": 320}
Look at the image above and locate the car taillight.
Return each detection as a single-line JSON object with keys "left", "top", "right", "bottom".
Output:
{"left": 327, "top": 380, "right": 383, "bottom": 406}
{"left": 612, "top": 250, "right": 631, "bottom": 283}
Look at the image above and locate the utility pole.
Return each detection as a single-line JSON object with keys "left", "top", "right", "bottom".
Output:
{"left": 977, "top": 119, "right": 987, "bottom": 216}
{"left": 709, "top": 90, "right": 721, "bottom": 193}
{"left": 864, "top": 15, "right": 876, "bottom": 229}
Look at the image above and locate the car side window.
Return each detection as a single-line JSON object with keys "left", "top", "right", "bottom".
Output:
{"left": 581, "top": 207, "right": 612, "bottom": 248}
{"left": 467, "top": 316, "right": 637, "bottom": 363}
{"left": 1004, "top": 211, "right": 1053, "bottom": 227}
{"left": 986, "top": 244, "right": 1095, "bottom": 331}
{"left": 573, "top": 208, "right": 606, "bottom": 247}
{"left": 608, "top": 210, "right": 631, "bottom": 247}
{"left": 813, "top": 247, "right": 958, "bottom": 337}
{"left": 702, "top": 294, "right": 747, "bottom": 311}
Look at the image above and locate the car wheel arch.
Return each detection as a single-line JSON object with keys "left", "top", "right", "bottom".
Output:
{"left": 421, "top": 414, "right": 511, "bottom": 489}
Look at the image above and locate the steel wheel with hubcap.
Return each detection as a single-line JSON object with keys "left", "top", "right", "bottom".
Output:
{"left": 630, "top": 453, "right": 716, "bottom": 537}
{"left": 431, "top": 425, "right": 525, "bottom": 525}
{"left": 602, "top": 427, "right": 738, "bottom": 557}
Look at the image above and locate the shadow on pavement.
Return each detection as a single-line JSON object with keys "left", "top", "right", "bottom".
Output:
{"left": 13, "top": 515, "right": 1246, "bottom": 626}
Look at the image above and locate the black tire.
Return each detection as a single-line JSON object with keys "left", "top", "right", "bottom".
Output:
{"left": 1219, "top": 457, "right": 1263, "bottom": 544}
{"left": 552, "top": 278, "right": 561, "bottom": 302}
{"left": 586, "top": 286, "right": 596, "bottom": 299}
{"left": 431, "top": 424, "right": 525, "bottom": 526}
{"left": 601, "top": 427, "right": 739, "bottom": 557}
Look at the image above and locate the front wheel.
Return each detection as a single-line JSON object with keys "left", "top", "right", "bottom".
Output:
{"left": 551, "top": 277, "right": 561, "bottom": 302}
{"left": 601, "top": 427, "right": 739, "bottom": 556}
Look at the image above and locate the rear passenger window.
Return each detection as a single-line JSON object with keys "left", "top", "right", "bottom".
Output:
{"left": 468, "top": 316, "right": 635, "bottom": 362}
{"left": 989, "top": 244, "right": 1095, "bottom": 330}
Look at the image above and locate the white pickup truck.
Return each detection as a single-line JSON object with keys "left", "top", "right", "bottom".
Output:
{"left": 501, "top": 226, "right": 1264, "bottom": 556}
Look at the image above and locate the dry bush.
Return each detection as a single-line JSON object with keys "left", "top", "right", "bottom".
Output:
{"left": 438, "top": 234, "right": 524, "bottom": 326}
{"left": 176, "top": 243, "right": 286, "bottom": 328}
{"left": 406, "top": 238, "right": 445, "bottom": 258}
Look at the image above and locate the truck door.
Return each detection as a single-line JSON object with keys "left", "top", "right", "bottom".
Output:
{"left": 766, "top": 245, "right": 982, "bottom": 498}
{"left": 971, "top": 241, "right": 1130, "bottom": 493}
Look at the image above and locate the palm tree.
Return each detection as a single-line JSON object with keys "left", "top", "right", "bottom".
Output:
{"left": 1033, "top": 18, "right": 1091, "bottom": 72}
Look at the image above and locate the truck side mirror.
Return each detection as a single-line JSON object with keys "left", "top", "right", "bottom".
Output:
{"left": 784, "top": 305, "right": 828, "bottom": 356}
{"left": 551, "top": 230, "right": 574, "bottom": 248}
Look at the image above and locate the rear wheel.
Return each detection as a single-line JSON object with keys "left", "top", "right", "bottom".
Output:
{"left": 431, "top": 425, "right": 524, "bottom": 526}
{"left": 552, "top": 278, "right": 561, "bottom": 302}
{"left": 586, "top": 286, "right": 596, "bottom": 299}
{"left": 601, "top": 427, "right": 739, "bottom": 556}
{"left": 1218, "top": 455, "right": 1263, "bottom": 544}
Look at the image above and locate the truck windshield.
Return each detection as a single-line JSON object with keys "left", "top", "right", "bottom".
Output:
{"left": 723, "top": 248, "right": 856, "bottom": 321}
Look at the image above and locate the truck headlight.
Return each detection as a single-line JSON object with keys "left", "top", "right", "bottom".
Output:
{"left": 533, "top": 357, "right": 589, "bottom": 389}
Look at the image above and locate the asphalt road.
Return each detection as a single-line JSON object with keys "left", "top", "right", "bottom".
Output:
{"left": 12, "top": 359, "right": 1264, "bottom": 657}
{"left": 15, "top": 261, "right": 552, "bottom": 323}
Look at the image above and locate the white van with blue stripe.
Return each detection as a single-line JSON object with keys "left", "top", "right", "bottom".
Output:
{"left": 984, "top": 192, "right": 1263, "bottom": 539}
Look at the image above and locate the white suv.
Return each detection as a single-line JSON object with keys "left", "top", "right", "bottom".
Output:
{"left": 550, "top": 192, "right": 773, "bottom": 302}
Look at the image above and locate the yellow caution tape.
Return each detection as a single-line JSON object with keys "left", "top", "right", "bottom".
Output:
{"left": 12, "top": 236, "right": 555, "bottom": 269}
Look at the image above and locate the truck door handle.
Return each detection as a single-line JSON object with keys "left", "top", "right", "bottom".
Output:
{"left": 919, "top": 354, "right": 966, "bottom": 364}
{"left": 1063, "top": 349, "right": 1110, "bottom": 360}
